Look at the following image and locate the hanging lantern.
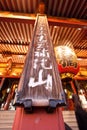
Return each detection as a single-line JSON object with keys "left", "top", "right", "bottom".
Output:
{"left": 54, "top": 45, "right": 80, "bottom": 80}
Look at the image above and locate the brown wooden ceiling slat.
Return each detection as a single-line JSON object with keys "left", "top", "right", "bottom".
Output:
{"left": 0, "top": 22, "right": 7, "bottom": 41}
{"left": 9, "top": 22, "right": 18, "bottom": 43}
{"left": 0, "top": 45, "right": 5, "bottom": 52}
{"left": 77, "top": 50, "right": 87, "bottom": 58}
{"left": 16, "top": 0, "right": 22, "bottom": 12}
{"left": 5, "top": 44, "right": 10, "bottom": 51}
{"left": 4, "top": 22, "right": 13, "bottom": 43}
{"left": 70, "top": 0, "right": 80, "bottom": 18}
{"left": 47, "top": 0, "right": 54, "bottom": 15}
{"left": 8, "top": 44, "right": 13, "bottom": 52}
{"left": 22, "top": 23, "right": 27, "bottom": 43}
{"left": 21, "top": 45, "right": 26, "bottom": 53}
{"left": 21, "top": 45, "right": 26, "bottom": 54}
{"left": 24, "top": 23, "right": 30, "bottom": 43}
{"left": 79, "top": 3, "right": 87, "bottom": 19}
{"left": 75, "top": 0, "right": 86, "bottom": 18}
{"left": 17, "top": 0, "right": 28, "bottom": 13}
{"left": 52, "top": 26, "right": 56, "bottom": 44}
{"left": 49, "top": 26, "right": 53, "bottom": 37}
{"left": 72, "top": 30, "right": 85, "bottom": 47}
{"left": 67, "top": 29, "right": 77, "bottom": 46}
{"left": 0, "top": 0, "right": 8, "bottom": 10}
{"left": 16, "top": 45, "right": 20, "bottom": 53}
{"left": 29, "top": 0, "right": 34, "bottom": 13}
{"left": 66, "top": 0, "right": 75, "bottom": 17}
{"left": 52, "top": 0, "right": 58, "bottom": 16}
{"left": 13, "top": 45, "right": 18, "bottom": 53}
{"left": 12, "top": 23, "right": 20, "bottom": 43}
{"left": 59, "top": 0, "right": 69, "bottom": 16}
{"left": 26, "top": 24, "right": 30, "bottom": 43}
{"left": 22, "top": 0, "right": 27, "bottom": 13}
{"left": 63, "top": 28, "right": 75, "bottom": 45}
{"left": 30, "top": 24, "right": 33, "bottom": 40}
{"left": 59, "top": 27, "right": 68, "bottom": 43}
{"left": 24, "top": 46, "right": 28, "bottom": 53}
{"left": 61, "top": 0, "right": 69, "bottom": 16}
{"left": 28, "top": 23, "right": 31, "bottom": 42}
{"left": 8, "top": 44, "right": 12, "bottom": 52}
{"left": 17, "top": 45, "right": 21, "bottom": 53}
{"left": 11, "top": 45, "right": 17, "bottom": 53}
{"left": 20, "top": 45, "right": 25, "bottom": 53}
{"left": 1, "top": 22, "right": 11, "bottom": 42}
{"left": 14, "top": 23, "right": 22, "bottom": 43}
{"left": 51, "top": 27, "right": 56, "bottom": 44}
{"left": 6, "top": 0, "right": 12, "bottom": 11}
{"left": 27, "top": 0, "right": 31, "bottom": 13}
{"left": 53, "top": 27, "right": 60, "bottom": 45}
{"left": 58, "top": 26, "right": 65, "bottom": 44}
{"left": 0, "top": 44, "right": 5, "bottom": 52}
{"left": 18, "top": 23, "right": 24, "bottom": 43}
{"left": 20, "top": 0, "right": 27, "bottom": 13}
{"left": 60, "top": 27, "right": 70, "bottom": 45}
{"left": 79, "top": 37, "right": 87, "bottom": 49}
{"left": 19, "top": 45, "right": 24, "bottom": 53}
{"left": 10, "top": 45, "right": 28, "bottom": 54}
{"left": 56, "top": 27, "right": 65, "bottom": 45}
{"left": 69, "top": 29, "right": 82, "bottom": 46}
{"left": 82, "top": 41, "right": 87, "bottom": 48}
{"left": 54, "top": 27, "right": 61, "bottom": 46}
{"left": 0, "top": 1, "right": 3, "bottom": 10}
{"left": 12, "top": 0, "right": 20, "bottom": 12}
{"left": 63, "top": 28, "right": 74, "bottom": 48}
{"left": 11, "top": 0, "right": 17, "bottom": 11}
{"left": 33, "top": 0, "right": 38, "bottom": 13}
{"left": 5, "top": 22, "right": 15, "bottom": 43}
{"left": 23, "top": 45, "right": 28, "bottom": 53}
{"left": 0, "top": 27, "right": 6, "bottom": 42}
{"left": 55, "top": 26, "right": 64, "bottom": 46}
{"left": 57, "top": 0, "right": 64, "bottom": 16}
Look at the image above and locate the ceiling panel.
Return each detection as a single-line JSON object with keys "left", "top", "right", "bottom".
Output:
{"left": 0, "top": 0, "right": 87, "bottom": 19}
{"left": 0, "top": 0, "right": 87, "bottom": 66}
{"left": 0, "top": 19, "right": 87, "bottom": 63}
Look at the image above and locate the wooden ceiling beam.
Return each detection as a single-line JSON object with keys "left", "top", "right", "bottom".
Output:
{"left": 0, "top": 41, "right": 29, "bottom": 46}
{"left": 1, "top": 51, "right": 26, "bottom": 55}
{"left": 0, "top": 11, "right": 35, "bottom": 24}
{"left": 0, "top": 11, "right": 87, "bottom": 28}
{"left": 48, "top": 17, "right": 87, "bottom": 28}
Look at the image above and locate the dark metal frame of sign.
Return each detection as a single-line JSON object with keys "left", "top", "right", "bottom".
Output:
{"left": 14, "top": 14, "right": 66, "bottom": 113}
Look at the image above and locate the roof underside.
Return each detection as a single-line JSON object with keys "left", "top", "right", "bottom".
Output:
{"left": 0, "top": 0, "right": 87, "bottom": 66}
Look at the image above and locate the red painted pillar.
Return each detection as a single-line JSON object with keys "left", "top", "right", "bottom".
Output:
{"left": 12, "top": 108, "right": 65, "bottom": 130}
{"left": 4, "top": 87, "right": 15, "bottom": 110}
{"left": 70, "top": 81, "right": 77, "bottom": 94}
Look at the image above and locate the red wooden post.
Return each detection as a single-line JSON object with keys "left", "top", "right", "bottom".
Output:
{"left": 70, "top": 81, "right": 77, "bottom": 94}
{"left": 12, "top": 107, "right": 65, "bottom": 130}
